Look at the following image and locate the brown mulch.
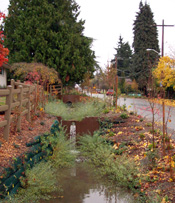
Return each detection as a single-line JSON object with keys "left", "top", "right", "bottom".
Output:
{"left": 102, "top": 111, "right": 175, "bottom": 202}
{"left": 0, "top": 112, "right": 57, "bottom": 174}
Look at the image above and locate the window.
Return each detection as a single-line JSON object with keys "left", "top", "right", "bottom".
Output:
{"left": 0, "top": 68, "right": 4, "bottom": 75}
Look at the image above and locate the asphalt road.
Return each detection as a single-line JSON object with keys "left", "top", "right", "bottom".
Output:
{"left": 89, "top": 93, "right": 175, "bottom": 136}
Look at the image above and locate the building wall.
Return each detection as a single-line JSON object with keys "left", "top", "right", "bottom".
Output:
{"left": 0, "top": 68, "right": 7, "bottom": 87}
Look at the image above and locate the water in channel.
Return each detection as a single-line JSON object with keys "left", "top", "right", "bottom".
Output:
{"left": 41, "top": 123, "right": 134, "bottom": 203}
{"left": 41, "top": 161, "right": 134, "bottom": 203}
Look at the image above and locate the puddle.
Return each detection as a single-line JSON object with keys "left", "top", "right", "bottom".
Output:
{"left": 41, "top": 162, "right": 134, "bottom": 203}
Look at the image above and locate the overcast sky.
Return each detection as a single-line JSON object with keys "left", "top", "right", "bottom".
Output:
{"left": 1, "top": 0, "right": 175, "bottom": 69}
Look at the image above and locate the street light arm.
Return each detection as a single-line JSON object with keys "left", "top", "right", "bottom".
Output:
{"left": 146, "top": 48, "right": 160, "bottom": 55}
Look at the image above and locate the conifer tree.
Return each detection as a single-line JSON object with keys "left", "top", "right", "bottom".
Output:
{"left": 112, "top": 36, "right": 132, "bottom": 93}
{"left": 132, "top": 1, "right": 160, "bottom": 89}
{"left": 3, "top": 0, "right": 97, "bottom": 85}
{"left": 113, "top": 35, "right": 132, "bottom": 77}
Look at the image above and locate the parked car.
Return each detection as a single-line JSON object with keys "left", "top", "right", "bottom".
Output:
{"left": 106, "top": 89, "right": 114, "bottom": 96}
{"left": 96, "top": 89, "right": 101, "bottom": 94}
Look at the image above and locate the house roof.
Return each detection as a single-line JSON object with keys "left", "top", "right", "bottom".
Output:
{"left": 125, "top": 78, "right": 132, "bottom": 83}
{"left": 125, "top": 78, "right": 132, "bottom": 84}
{"left": 1, "top": 63, "right": 11, "bottom": 70}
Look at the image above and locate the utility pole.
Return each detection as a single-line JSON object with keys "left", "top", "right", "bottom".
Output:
{"left": 115, "top": 56, "right": 118, "bottom": 110}
{"left": 156, "top": 19, "right": 175, "bottom": 57}
{"left": 156, "top": 20, "right": 175, "bottom": 155}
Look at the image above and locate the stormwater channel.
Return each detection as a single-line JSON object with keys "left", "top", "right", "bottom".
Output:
{"left": 40, "top": 161, "right": 134, "bottom": 203}
{"left": 41, "top": 115, "right": 134, "bottom": 203}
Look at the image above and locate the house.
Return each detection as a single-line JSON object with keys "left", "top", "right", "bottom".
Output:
{"left": 125, "top": 78, "right": 132, "bottom": 85}
{"left": 0, "top": 63, "right": 11, "bottom": 88}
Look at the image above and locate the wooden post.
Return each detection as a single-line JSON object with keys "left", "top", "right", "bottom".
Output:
{"left": 4, "top": 86, "right": 13, "bottom": 141}
{"left": 11, "top": 79, "right": 15, "bottom": 88}
{"left": 42, "top": 86, "right": 44, "bottom": 108}
{"left": 16, "top": 85, "right": 23, "bottom": 131}
{"left": 50, "top": 84, "right": 52, "bottom": 96}
{"left": 61, "top": 83, "right": 63, "bottom": 95}
{"left": 26, "top": 86, "right": 31, "bottom": 121}
{"left": 47, "top": 83, "right": 49, "bottom": 102}
{"left": 34, "top": 84, "right": 37, "bottom": 113}
{"left": 163, "top": 100, "right": 165, "bottom": 155}
{"left": 47, "top": 83, "right": 49, "bottom": 93}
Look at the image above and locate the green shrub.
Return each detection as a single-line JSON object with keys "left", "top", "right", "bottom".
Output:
{"left": 148, "top": 143, "right": 157, "bottom": 150}
{"left": 120, "top": 104, "right": 127, "bottom": 111}
{"left": 129, "top": 111, "right": 135, "bottom": 115}
{"left": 140, "top": 118, "right": 144, "bottom": 122}
{"left": 40, "top": 121, "right": 45, "bottom": 126}
{"left": 99, "top": 118, "right": 113, "bottom": 130}
{"left": 146, "top": 122, "right": 152, "bottom": 127}
{"left": 154, "top": 129, "right": 161, "bottom": 135}
{"left": 103, "top": 108, "right": 110, "bottom": 114}
{"left": 139, "top": 133, "right": 145, "bottom": 139}
{"left": 108, "top": 131, "right": 115, "bottom": 137}
{"left": 120, "top": 113, "right": 129, "bottom": 119}
{"left": 146, "top": 149, "right": 159, "bottom": 167}
{"left": 115, "top": 142, "right": 128, "bottom": 155}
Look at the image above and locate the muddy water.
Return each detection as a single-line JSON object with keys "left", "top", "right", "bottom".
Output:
{"left": 41, "top": 162, "right": 134, "bottom": 203}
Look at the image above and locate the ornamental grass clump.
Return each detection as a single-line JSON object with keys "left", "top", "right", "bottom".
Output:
{"left": 45, "top": 100, "right": 106, "bottom": 121}
{"left": 78, "top": 132, "right": 140, "bottom": 192}
{"left": 48, "top": 129, "right": 76, "bottom": 168}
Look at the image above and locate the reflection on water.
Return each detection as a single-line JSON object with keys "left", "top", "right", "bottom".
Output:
{"left": 41, "top": 162, "right": 134, "bottom": 203}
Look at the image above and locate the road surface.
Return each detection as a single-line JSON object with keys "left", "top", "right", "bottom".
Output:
{"left": 89, "top": 93, "right": 175, "bottom": 137}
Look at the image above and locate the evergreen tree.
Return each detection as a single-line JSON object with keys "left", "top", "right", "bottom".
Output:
{"left": 113, "top": 35, "right": 132, "bottom": 77}
{"left": 112, "top": 36, "right": 132, "bottom": 93}
{"left": 132, "top": 1, "right": 160, "bottom": 89}
{"left": 3, "top": 0, "right": 97, "bottom": 85}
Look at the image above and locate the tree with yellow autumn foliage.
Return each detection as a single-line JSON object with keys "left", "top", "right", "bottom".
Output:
{"left": 153, "top": 56, "right": 175, "bottom": 90}
{"left": 131, "top": 79, "right": 139, "bottom": 92}
{"left": 103, "top": 64, "right": 117, "bottom": 89}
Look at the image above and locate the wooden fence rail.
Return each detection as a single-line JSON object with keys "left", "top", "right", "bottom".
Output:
{"left": 0, "top": 79, "right": 45, "bottom": 141}
{"left": 49, "top": 84, "right": 62, "bottom": 96}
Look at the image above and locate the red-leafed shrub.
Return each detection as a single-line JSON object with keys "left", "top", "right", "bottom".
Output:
{"left": 0, "top": 12, "right": 9, "bottom": 67}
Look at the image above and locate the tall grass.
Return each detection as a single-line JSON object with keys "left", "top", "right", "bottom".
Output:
{"left": 48, "top": 127, "right": 76, "bottom": 168}
{"left": 45, "top": 100, "right": 106, "bottom": 121}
